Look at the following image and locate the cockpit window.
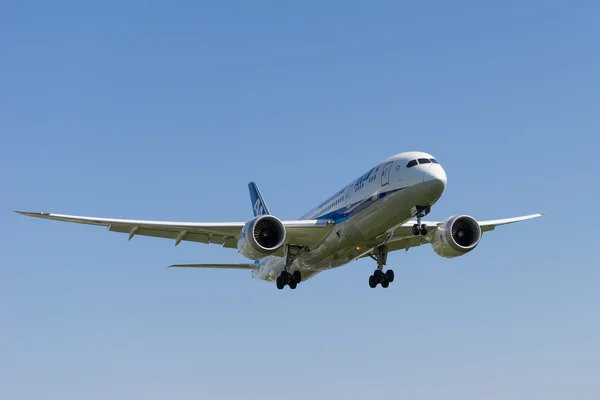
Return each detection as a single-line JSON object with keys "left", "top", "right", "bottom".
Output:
{"left": 418, "top": 158, "right": 431, "bottom": 164}
{"left": 406, "top": 160, "right": 417, "bottom": 168}
{"left": 430, "top": 158, "right": 438, "bottom": 164}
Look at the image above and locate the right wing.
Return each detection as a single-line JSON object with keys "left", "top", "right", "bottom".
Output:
{"left": 15, "top": 211, "right": 333, "bottom": 250}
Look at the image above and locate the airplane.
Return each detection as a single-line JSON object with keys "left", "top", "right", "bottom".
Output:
{"left": 16, "top": 151, "right": 543, "bottom": 290}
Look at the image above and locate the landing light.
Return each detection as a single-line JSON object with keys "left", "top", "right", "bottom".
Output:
{"left": 356, "top": 246, "right": 360, "bottom": 250}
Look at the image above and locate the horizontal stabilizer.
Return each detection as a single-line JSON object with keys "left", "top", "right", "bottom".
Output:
{"left": 168, "top": 263, "right": 258, "bottom": 270}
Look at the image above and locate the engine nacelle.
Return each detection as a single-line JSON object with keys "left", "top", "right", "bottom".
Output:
{"left": 237, "top": 215, "right": 286, "bottom": 260}
{"left": 431, "top": 215, "right": 482, "bottom": 258}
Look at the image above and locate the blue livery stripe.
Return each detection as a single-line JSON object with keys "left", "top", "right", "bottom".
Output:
{"left": 316, "top": 187, "right": 404, "bottom": 223}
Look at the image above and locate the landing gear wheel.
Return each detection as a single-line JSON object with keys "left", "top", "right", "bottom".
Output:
{"left": 412, "top": 205, "right": 431, "bottom": 236}
{"left": 367, "top": 245, "right": 394, "bottom": 288}
{"left": 289, "top": 281, "right": 297, "bottom": 289}
{"left": 276, "top": 277, "right": 285, "bottom": 290}
{"left": 386, "top": 269, "right": 394, "bottom": 283}
{"left": 369, "top": 275, "right": 377, "bottom": 288}
{"left": 412, "top": 224, "right": 420, "bottom": 236}
{"left": 292, "top": 270, "right": 302, "bottom": 284}
{"left": 373, "top": 269, "right": 383, "bottom": 283}
{"left": 280, "top": 270, "right": 289, "bottom": 283}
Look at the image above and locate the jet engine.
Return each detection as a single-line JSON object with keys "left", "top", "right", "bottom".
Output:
{"left": 431, "top": 215, "right": 482, "bottom": 258}
{"left": 237, "top": 215, "right": 286, "bottom": 260}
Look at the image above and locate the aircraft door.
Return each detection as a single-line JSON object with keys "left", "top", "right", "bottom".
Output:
{"left": 381, "top": 161, "right": 393, "bottom": 186}
{"left": 344, "top": 186, "right": 352, "bottom": 207}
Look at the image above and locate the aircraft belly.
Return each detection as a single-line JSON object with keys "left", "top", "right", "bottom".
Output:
{"left": 298, "top": 187, "right": 424, "bottom": 269}
{"left": 352, "top": 182, "right": 441, "bottom": 238}
{"left": 335, "top": 191, "right": 404, "bottom": 242}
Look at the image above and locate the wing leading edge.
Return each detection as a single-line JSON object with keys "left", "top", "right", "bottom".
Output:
{"left": 15, "top": 211, "right": 333, "bottom": 249}
{"left": 476, "top": 212, "right": 546, "bottom": 232}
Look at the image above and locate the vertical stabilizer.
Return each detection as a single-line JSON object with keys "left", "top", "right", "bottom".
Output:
{"left": 248, "top": 182, "right": 271, "bottom": 217}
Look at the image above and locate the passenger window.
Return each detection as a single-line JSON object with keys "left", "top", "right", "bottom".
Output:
{"left": 430, "top": 158, "right": 438, "bottom": 164}
{"left": 418, "top": 158, "right": 431, "bottom": 164}
{"left": 406, "top": 160, "right": 417, "bottom": 168}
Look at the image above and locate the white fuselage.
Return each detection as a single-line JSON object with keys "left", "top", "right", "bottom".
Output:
{"left": 252, "top": 151, "right": 448, "bottom": 282}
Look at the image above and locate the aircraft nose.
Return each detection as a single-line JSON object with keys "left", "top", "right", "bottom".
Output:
{"left": 423, "top": 164, "right": 447, "bottom": 194}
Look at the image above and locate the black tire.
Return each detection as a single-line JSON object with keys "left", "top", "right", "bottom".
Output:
{"left": 412, "top": 224, "right": 420, "bottom": 236}
{"left": 280, "top": 270, "right": 289, "bottom": 283}
{"left": 374, "top": 269, "right": 383, "bottom": 282}
{"left": 292, "top": 270, "right": 302, "bottom": 283}
{"left": 386, "top": 269, "right": 394, "bottom": 283}
{"left": 276, "top": 277, "right": 285, "bottom": 290}
{"left": 369, "top": 275, "right": 377, "bottom": 288}
{"left": 289, "top": 280, "right": 297, "bottom": 289}
{"left": 420, "top": 224, "right": 428, "bottom": 235}
{"left": 381, "top": 280, "right": 389, "bottom": 288}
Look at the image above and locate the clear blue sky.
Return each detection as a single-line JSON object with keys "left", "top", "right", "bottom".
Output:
{"left": 2, "top": 1, "right": 599, "bottom": 399}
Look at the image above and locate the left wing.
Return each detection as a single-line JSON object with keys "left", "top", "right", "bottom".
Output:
{"left": 476, "top": 213, "right": 546, "bottom": 232}
{"left": 15, "top": 211, "right": 333, "bottom": 249}
{"left": 358, "top": 212, "right": 545, "bottom": 256}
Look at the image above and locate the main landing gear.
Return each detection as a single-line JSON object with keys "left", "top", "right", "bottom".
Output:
{"left": 411, "top": 205, "right": 430, "bottom": 236}
{"left": 277, "top": 245, "right": 302, "bottom": 290}
{"left": 276, "top": 270, "right": 302, "bottom": 290}
{"left": 368, "top": 245, "right": 394, "bottom": 288}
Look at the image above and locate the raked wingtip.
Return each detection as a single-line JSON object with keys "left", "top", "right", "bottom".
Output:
{"left": 15, "top": 211, "right": 46, "bottom": 217}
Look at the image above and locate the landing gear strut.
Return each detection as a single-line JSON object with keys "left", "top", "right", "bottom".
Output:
{"left": 276, "top": 246, "right": 303, "bottom": 290}
{"left": 368, "top": 245, "right": 394, "bottom": 288}
{"left": 411, "top": 205, "right": 431, "bottom": 236}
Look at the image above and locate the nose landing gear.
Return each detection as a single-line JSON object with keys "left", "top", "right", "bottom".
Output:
{"left": 411, "top": 205, "right": 431, "bottom": 236}
{"left": 412, "top": 223, "right": 428, "bottom": 236}
{"left": 368, "top": 245, "right": 394, "bottom": 288}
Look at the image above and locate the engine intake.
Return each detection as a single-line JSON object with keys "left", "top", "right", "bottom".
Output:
{"left": 237, "top": 215, "right": 286, "bottom": 260}
{"left": 431, "top": 215, "right": 482, "bottom": 258}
